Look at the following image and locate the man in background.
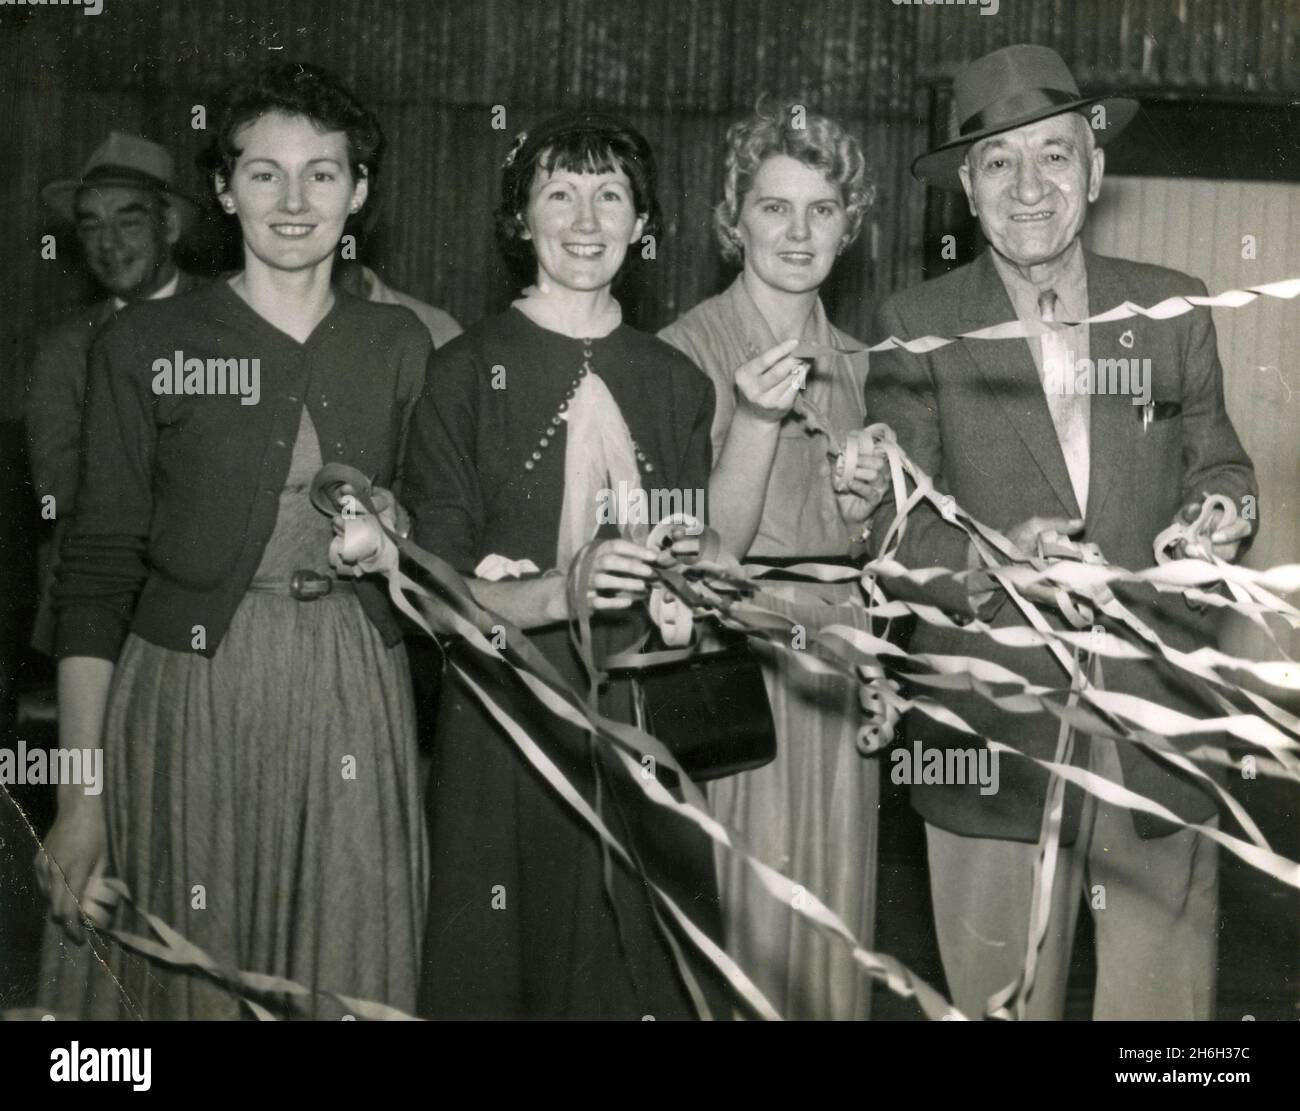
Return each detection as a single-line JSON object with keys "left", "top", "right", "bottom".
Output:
{"left": 25, "top": 131, "right": 204, "bottom": 654}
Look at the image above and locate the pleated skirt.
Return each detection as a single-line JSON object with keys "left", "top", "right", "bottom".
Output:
{"left": 36, "top": 591, "right": 427, "bottom": 1019}
{"left": 709, "top": 579, "right": 881, "bottom": 1020}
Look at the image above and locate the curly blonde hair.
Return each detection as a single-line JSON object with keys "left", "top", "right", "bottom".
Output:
{"left": 713, "top": 97, "right": 874, "bottom": 264}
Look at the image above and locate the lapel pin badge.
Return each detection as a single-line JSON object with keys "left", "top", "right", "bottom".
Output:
{"left": 1119, "top": 328, "right": 1135, "bottom": 349}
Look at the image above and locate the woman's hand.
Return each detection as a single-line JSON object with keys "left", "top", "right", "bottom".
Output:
{"left": 34, "top": 798, "right": 111, "bottom": 943}
{"left": 587, "top": 538, "right": 661, "bottom": 611}
{"left": 329, "top": 482, "right": 408, "bottom": 576}
{"left": 834, "top": 430, "right": 891, "bottom": 523}
{"left": 734, "top": 339, "right": 804, "bottom": 424}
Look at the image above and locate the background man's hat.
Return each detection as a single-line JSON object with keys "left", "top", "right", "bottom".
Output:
{"left": 41, "top": 131, "right": 198, "bottom": 231}
{"left": 913, "top": 44, "right": 1138, "bottom": 191}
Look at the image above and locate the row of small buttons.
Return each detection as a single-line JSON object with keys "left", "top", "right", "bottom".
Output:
{"left": 524, "top": 347, "right": 595, "bottom": 472}
{"left": 522, "top": 344, "right": 655, "bottom": 477}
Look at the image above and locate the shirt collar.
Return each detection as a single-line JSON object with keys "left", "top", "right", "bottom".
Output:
{"left": 990, "top": 239, "right": 1088, "bottom": 323}
{"left": 113, "top": 269, "right": 180, "bottom": 312}
{"left": 725, "top": 272, "right": 835, "bottom": 355}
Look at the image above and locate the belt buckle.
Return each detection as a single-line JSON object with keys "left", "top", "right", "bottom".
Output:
{"left": 290, "top": 569, "right": 332, "bottom": 601}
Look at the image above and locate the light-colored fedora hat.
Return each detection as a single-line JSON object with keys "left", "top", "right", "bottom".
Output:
{"left": 913, "top": 44, "right": 1138, "bottom": 191}
{"left": 41, "top": 131, "right": 198, "bottom": 232}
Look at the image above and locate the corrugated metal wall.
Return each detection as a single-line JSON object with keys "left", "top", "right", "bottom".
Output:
{"left": 1, "top": 0, "right": 1297, "bottom": 420}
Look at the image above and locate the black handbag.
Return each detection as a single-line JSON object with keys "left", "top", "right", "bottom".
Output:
{"left": 603, "top": 630, "right": 777, "bottom": 782}
{"left": 567, "top": 533, "right": 776, "bottom": 784}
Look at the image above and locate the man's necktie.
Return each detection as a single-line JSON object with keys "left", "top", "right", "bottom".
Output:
{"left": 1038, "top": 289, "right": 1090, "bottom": 515}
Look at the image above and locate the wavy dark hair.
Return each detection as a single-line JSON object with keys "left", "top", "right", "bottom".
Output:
{"left": 197, "top": 61, "right": 384, "bottom": 199}
{"left": 495, "top": 110, "right": 662, "bottom": 285}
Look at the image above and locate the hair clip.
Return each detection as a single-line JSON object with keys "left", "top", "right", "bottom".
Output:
{"left": 502, "top": 130, "right": 529, "bottom": 170}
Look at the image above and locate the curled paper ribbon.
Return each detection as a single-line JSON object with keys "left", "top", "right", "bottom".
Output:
{"left": 832, "top": 431, "right": 860, "bottom": 494}
{"left": 838, "top": 439, "right": 1300, "bottom": 880}
{"left": 649, "top": 585, "right": 693, "bottom": 646}
{"left": 855, "top": 662, "right": 902, "bottom": 755}
{"left": 77, "top": 878, "right": 417, "bottom": 1020}
{"left": 1154, "top": 492, "right": 1239, "bottom": 564}
{"left": 1036, "top": 530, "right": 1105, "bottom": 565}
{"left": 316, "top": 465, "right": 962, "bottom": 1019}
{"left": 790, "top": 340, "right": 868, "bottom": 360}
{"left": 862, "top": 276, "right": 1300, "bottom": 356}
{"left": 50, "top": 263, "right": 1300, "bottom": 1023}
{"left": 146, "top": 433, "right": 1300, "bottom": 1022}
{"left": 987, "top": 647, "right": 1093, "bottom": 1021}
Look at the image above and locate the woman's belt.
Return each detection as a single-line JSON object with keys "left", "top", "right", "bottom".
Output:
{"left": 245, "top": 569, "right": 359, "bottom": 601}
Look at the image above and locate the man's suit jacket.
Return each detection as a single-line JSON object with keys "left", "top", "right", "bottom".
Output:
{"left": 25, "top": 270, "right": 204, "bottom": 517}
{"left": 24, "top": 269, "right": 203, "bottom": 653}
{"left": 865, "top": 248, "right": 1257, "bottom": 843}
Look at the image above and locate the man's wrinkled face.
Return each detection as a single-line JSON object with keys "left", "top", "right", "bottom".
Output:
{"left": 74, "top": 184, "right": 179, "bottom": 298}
{"left": 959, "top": 113, "right": 1103, "bottom": 271}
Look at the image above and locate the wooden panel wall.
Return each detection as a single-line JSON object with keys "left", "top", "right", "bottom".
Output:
{"left": 1084, "top": 176, "right": 1300, "bottom": 572}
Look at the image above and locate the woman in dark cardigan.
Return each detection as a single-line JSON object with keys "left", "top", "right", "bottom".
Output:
{"left": 34, "top": 62, "right": 429, "bottom": 1019}
{"left": 402, "top": 111, "right": 731, "bottom": 1019}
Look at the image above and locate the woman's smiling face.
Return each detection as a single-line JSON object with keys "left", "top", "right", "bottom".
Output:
{"left": 735, "top": 153, "right": 849, "bottom": 296}
{"left": 520, "top": 158, "right": 646, "bottom": 293}
{"left": 221, "top": 110, "right": 366, "bottom": 274}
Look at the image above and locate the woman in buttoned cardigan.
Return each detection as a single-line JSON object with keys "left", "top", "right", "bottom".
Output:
{"left": 403, "top": 110, "right": 730, "bottom": 1020}
{"left": 35, "top": 62, "right": 431, "bottom": 1019}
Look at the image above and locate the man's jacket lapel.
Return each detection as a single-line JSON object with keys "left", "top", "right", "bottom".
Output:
{"left": 958, "top": 251, "right": 1079, "bottom": 516}
{"left": 1082, "top": 251, "right": 1138, "bottom": 528}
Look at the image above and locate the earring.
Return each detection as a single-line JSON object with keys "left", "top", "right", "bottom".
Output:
{"left": 221, "top": 197, "right": 235, "bottom": 213}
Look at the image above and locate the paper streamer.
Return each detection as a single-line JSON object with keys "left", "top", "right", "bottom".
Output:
{"left": 40, "top": 277, "right": 1300, "bottom": 1022}
{"left": 862, "top": 276, "right": 1300, "bottom": 356}
{"left": 73, "top": 877, "right": 418, "bottom": 1020}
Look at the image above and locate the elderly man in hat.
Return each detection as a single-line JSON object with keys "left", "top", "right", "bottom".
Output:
{"left": 25, "top": 131, "right": 204, "bottom": 654}
{"left": 866, "top": 44, "right": 1256, "bottom": 1019}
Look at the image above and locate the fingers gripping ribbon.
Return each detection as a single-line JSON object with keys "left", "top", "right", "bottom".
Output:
{"left": 1154, "top": 493, "right": 1239, "bottom": 565}
{"left": 61, "top": 274, "right": 1300, "bottom": 1021}
{"left": 308, "top": 291, "right": 1300, "bottom": 1019}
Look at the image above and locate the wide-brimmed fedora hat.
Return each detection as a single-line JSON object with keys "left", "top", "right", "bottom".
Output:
{"left": 913, "top": 44, "right": 1138, "bottom": 191}
{"left": 41, "top": 131, "right": 198, "bottom": 232}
